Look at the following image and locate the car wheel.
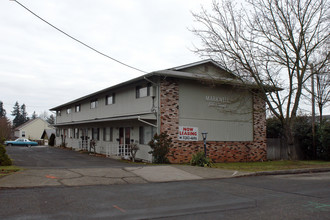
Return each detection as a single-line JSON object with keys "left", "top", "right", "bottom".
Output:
{"left": 7, "top": 143, "right": 12, "bottom": 147}
{"left": 27, "top": 144, "right": 31, "bottom": 148}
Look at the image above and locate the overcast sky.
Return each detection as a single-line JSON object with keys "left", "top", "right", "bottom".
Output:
{"left": 1, "top": 0, "right": 213, "bottom": 118}
{"left": 1, "top": 0, "right": 328, "bottom": 119}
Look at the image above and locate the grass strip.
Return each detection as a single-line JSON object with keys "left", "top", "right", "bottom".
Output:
{"left": 0, "top": 166, "right": 21, "bottom": 177}
{"left": 212, "top": 160, "right": 330, "bottom": 172}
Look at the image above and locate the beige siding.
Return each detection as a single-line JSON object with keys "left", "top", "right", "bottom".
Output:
{"left": 179, "top": 80, "right": 253, "bottom": 141}
{"left": 19, "top": 118, "right": 52, "bottom": 140}
{"left": 56, "top": 85, "right": 155, "bottom": 124}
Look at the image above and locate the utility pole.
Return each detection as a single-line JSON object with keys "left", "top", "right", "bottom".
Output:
{"left": 311, "top": 64, "right": 316, "bottom": 159}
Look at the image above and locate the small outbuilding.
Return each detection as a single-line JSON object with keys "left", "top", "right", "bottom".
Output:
{"left": 41, "top": 128, "right": 56, "bottom": 146}
{"left": 14, "top": 118, "right": 53, "bottom": 141}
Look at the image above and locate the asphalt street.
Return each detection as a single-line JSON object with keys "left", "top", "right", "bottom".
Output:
{"left": 0, "top": 173, "right": 329, "bottom": 219}
{"left": 1, "top": 146, "right": 330, "bottom": 219}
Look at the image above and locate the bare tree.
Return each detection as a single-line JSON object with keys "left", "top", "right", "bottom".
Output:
{"left": 0, "top": 117, "right": 12, "bottom": 140}
{"left": 191, "top": 0, "right": 329, "bottom": 159}
{"left": 313, "top": 50, "right": 330, "bottom": 123}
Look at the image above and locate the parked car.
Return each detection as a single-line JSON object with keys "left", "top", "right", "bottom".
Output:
{"left": 5, "top": 138, "right": 38, "bottom": 147}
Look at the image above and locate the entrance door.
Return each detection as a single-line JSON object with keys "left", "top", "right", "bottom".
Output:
{"left": 81, "top": 128, "right": 89, "bottom": 150}
{"left": 119, "top": 127, "right": 131, "bottom": 156}
{"left": 119, "top": 127, "right": 131, "bottom": 145}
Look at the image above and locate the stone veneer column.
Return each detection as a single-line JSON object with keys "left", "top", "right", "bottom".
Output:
{"left": 159, "top": 79, "right": 181, "bottom": 163}
{"left": 160, "top": 78, "right": 267, "bottom": 163}
{"left": 247, "top": 93, "right": 267, "bottom": 161}
{"left": 160, "top": 79, "right": 179, "bottom": 139}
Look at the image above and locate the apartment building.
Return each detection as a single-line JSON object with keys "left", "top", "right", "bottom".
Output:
{"left": 50, "top": 60, "right": 268, "bottom": 163}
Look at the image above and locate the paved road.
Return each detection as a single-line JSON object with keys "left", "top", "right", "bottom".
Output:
{"left": 6, "top": 145, "right": 138, "bottom": 168}
{"left": 0, "top": 172, "right": 329, "bottom": 219}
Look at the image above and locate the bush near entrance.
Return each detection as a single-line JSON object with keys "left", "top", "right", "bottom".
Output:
{"left": 148, "top": 132, "right": 172, "bottom": 164}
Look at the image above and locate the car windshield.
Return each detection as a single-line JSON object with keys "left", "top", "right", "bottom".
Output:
{"left": 15, "top": 138, "right": 31, "bottom": 142}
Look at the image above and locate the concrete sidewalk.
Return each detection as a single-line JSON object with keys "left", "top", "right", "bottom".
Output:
{"left": 0, "top": 165, "right": 250, "bottom": 188}
{"left": 1, "top": 165, "right": 329, "bottom": 188}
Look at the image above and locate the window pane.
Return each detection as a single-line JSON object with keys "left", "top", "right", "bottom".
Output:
{"left": 139, "top": 127, "right": 144, "bottom": 144}
{"left": 139, "top": 126, "right": 155, "bottom": 144}
{"left": 139, "top": 87, "right": 148, "bottom": 97}
{"left": 92, "top": 128, "right": 99, "bottom": 140}
{"left": 104, "top": 127, "right": 110, "bottom": 141}
{"left": 110, "top": 127, "right": 113, "bottom": 141}
{"left": 106, "top": 95, "right": 113, "bottom": 105}
{"left": 91, "top": 100, "right": 98, "bottom": 109}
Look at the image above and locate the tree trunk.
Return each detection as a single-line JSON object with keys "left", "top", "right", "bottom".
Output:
{"left": 282, "top": 123, "right": 302, "bottom": 160}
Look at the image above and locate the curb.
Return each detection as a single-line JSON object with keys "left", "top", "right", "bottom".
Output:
{"left": 251, "top": 167, "right": 330, "bottom": 176}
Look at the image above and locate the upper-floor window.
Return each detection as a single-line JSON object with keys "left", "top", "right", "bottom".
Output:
{"left": 75, "top": 104, "right": 81, "bottom": 112}
{"left": 90, "top": 99, "right": 98, "bottom": 109}
{"left": 106, "top": 94, "right": 115, "bottom": 105}
{"left": 56, "top": 110, "right": 61, "bottom": 116}
{"left": 136, "top": 84, "right": 150, "bottom": 98}
{"left": 66, "top": 108, "right": 71, "bottom": 114}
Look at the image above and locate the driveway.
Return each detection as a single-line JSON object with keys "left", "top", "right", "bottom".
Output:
{"left": 1, "top": 145, "right": 250, "bottom": 188}
{"left": 6, "top": 145, "right": 139, "bottom": 168}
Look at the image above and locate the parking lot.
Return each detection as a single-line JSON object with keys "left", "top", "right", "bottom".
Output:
{"left": 6, "top": 145, "right": 139, "bottom": 169}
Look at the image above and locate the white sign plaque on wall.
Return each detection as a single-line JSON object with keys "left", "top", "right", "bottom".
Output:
{"left": 178, "top": 126, "right": 198, "bottom": 141}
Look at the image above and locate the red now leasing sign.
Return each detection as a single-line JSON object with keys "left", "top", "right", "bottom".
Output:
{"left": 179, "top": 126, "right": 198, "bottom": 141}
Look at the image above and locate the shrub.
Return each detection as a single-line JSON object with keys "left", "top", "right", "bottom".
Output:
{"left": 0, "top": 144, "right": 12, "bottom": 166}
{"left": 318, "top": 120, "right": 330, "bottom": 160}
{"left": 190, "top": 151, "right": 212, "bottom": 167}
{"left": 266, "top": 117, "right": 283, "bottom": 138}
{"left": 148, "top": 132, "right": 172, "bottom": 164}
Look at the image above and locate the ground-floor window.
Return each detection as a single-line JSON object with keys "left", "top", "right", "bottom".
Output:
{"left": 74, "top": 128, "right": 79, "bottom": 139}
{"left": 68, "top": 129, "right": 72, "bottom": 138}
{"left": 92, "top": 128, "right": 100, "bottom": 140}
{"left": 103, "top": 127, "right": 113, "bottom": 142}
{"left": 139, "top": 126, "right": 156, "bottom": 145}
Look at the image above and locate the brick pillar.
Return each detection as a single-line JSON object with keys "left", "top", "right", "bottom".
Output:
{"left": 159, "top": 79, "right": 181, "bottom": 162}
{"left": 247, "top": 93, "right": 267, "bottom": 161}
{"left": 159, "top": 79, "right": 179, "bottom": 139}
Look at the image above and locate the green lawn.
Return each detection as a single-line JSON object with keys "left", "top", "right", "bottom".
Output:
{"left": 0, "top": 166, "right": 21, "bottom": 177}
{"left": 212, "top": 160, "right": 330, "bottom": 172}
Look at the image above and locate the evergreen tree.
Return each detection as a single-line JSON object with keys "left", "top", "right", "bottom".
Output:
{"left": 11, "top": 101, "right": 21, "bottom": 128}
{"left": 46, "top": 114, "right": 55, "bottom": 125}
{"left": 0, "top": 101, "right": 6, "bottom": 118}
{"left": 11, "top": 102, "right": 29, "bottom": 128}
{"left": 20, "top": 104, "right": 29, "bottom": 124}
{"left": 32, "top": 111, "right": 37, "bottom": 119}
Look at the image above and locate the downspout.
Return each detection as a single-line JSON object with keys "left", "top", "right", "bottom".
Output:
{"left": 143, "top": 76, "right": 160, "bottom": 134}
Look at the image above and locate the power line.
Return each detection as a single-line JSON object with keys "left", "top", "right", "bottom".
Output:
{"left": 11, "top": 0, "right": 148, "bottom": 74}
